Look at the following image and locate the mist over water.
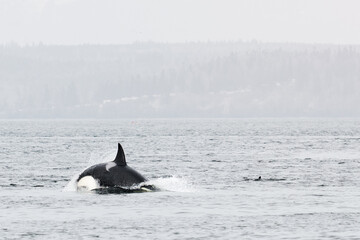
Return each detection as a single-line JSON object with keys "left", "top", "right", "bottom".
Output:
{"left": 1, "top": 119, "right": 360, "bottom": 239}
{"left": 1, "top": 42, "right": 360, "bottom": 118}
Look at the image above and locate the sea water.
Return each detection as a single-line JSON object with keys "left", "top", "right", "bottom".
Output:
{"left": 1, "top": 119, "right": 360, "bottom": 239}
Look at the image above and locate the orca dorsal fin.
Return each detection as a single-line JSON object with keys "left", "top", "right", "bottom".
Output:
{"left": 114, "top": 143, "right": 127, "bottom": 166}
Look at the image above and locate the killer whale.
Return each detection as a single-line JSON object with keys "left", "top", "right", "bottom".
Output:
{"left": 77, "top": 143, "right": 154, "bottom": 192}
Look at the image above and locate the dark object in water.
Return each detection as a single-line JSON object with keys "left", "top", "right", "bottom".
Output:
{"left": 243, "top": 176, "right": 262, "bottom": 181}
{"left": 77, "top": 143, "right": 155, "bottom": 192}
{"left": 254, "top": 176, "right": 262, "bottom": 181}
{"left": 93, "top": 185, "right": 157, "bottom": 194}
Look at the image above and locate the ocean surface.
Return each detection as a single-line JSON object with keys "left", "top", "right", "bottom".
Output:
{"left": 1, "top": 119, "right": 360, "bottom": 239}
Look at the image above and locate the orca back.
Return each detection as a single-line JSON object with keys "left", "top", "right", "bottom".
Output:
{"left": 77, "top": 162, "right": 147, "bottom": 188}
{"left": 77, "top": 143, "right": 148, "bottom": 189}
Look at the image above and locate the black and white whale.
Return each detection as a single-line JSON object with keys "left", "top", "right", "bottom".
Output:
{"left": 77, "top": 143, "right": 155, "bottom": 193}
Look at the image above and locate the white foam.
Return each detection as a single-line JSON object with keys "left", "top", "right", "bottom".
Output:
{"left": 63, "top": 172, "right": 80, "bottom": 192}
{"left": 147, "top": 176, "right": 196, "bottom": 193}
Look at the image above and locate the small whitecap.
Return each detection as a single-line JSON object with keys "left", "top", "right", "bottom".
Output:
{"left": 147, "top": 176, "right": 196, "bottom": 193}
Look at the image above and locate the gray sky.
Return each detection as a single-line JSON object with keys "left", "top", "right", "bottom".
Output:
{"left": 1, "top": 0, "right": 360, "bottom": 45}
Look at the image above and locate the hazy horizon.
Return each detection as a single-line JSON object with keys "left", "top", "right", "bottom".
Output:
{"left": 1, "top": 1, "right": 360, "bottom": 118}
{"left": 1, "top": 41, "right": 360, "bottom": 118}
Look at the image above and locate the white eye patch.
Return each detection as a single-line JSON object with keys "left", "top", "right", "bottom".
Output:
{"left": 77, "top": 176, "right": 100, "bottom": 191}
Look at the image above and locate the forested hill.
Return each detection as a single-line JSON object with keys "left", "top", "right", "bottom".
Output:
{"left": 1, "top": 42, "right": 359, "bottom": 118}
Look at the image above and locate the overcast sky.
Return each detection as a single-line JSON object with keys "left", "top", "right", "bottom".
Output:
{"left": 1, "top": 0, "right": 360, "bottom": 45}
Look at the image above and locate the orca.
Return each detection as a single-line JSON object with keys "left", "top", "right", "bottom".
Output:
{"left": 77, "top": 143, "right": 155, "bottom": 193}
{"left": 254, "top": 176, "right": 262, "bottom": 181}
